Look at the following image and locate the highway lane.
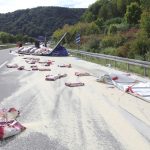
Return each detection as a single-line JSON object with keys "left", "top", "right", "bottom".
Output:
{"left": 0, "top": 48, "right": 21, "bottom": 101}
{"left": 0, "top": 48, "right": 16, "bottom": 66}
{"left": 0, "top": 51, "right": 150, "bottom": 150}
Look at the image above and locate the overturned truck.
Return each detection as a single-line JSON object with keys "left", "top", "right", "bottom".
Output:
{"left": 17, "top": 33, "right": 69, "bottom": 56}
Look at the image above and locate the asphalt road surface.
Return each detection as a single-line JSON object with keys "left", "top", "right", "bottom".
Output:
{"left": 0, "top": 49, "right": 150, "bottom": 150}
{"left": 0, "top": 48, "right": 19, "bottom": 100}
{"left": 0, "top": 48, "right": 15, "bottom": 64}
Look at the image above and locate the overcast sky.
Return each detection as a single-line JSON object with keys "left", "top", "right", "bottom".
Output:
{"left": 0, "top": 0, "right": 96, "bottom": 13}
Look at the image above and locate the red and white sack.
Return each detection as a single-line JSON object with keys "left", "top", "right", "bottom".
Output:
{"left": 0, "top": 108, "right": 20, "bottom": 122}
{"left": 38, "top": 68, "right": 51, "bottom": 71}
{"left": 75, "top": 72, "right": 91, "bottom": 76}
{"left": 65, "top": 82, "right": 85, "bottom": 87}
{"left": 45, "top": 75, "right": 60, "bottom": 81}
{"left": 45, "top": 74, "right": 67, "bottom": 81}
{"left": 0, "top": 120, "right": 26, "bottom": 139}
{"left": 6, "top": 64, "right": 18, "bottom": 68}
{"left": 58, "top": 64, "right": 72, "bottom": 68}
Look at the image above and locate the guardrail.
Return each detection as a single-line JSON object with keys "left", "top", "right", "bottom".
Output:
{"left": 69, "top": 49, "right": 150, "bottom": 76}
{"left": 0, "top": 45, "right": 7, "bottom": 49}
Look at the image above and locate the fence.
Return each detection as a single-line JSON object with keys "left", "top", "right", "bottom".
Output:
{"left": 69, "top": 49, "right": 150, "bottom": 77}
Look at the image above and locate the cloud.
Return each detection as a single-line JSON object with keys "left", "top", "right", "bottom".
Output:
{"left": 0, "top": 0, "right": 96, "bottom": 13}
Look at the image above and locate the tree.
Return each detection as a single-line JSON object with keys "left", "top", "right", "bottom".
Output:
{"left": 140, "top": 0, "right": 150, "bottom": 10}
{"left": 85, "top": 22, "right": 100, "bottom": 35}
{"left": 117, "top": 0, "right": 128, "bottom": 16}
{"left": 98, "top": 2, "right": 115, "bottom": 21}
{"left": 140, "top": 10, "right": 150, "bottom": 37}
{"left": 131, "top": 36, "right": 150, "bottom": 60}
{"left": 125, "top": 2, "right": 142, "bottom": 25}
{"left": 15, "top": 34, "right": 24, "bottom": 42}
{"left": 82, "top": 12, "right": 95, "bottom": 22}
{"left": 94, "top": 18, "right": 104, "bottom": 30}
{"left": 0, "top": 32, "right": 10, "bottom": 43}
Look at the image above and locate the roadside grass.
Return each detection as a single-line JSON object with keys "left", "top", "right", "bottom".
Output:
{"left": 72, "top": 53, "right": 150, "bottom": 78}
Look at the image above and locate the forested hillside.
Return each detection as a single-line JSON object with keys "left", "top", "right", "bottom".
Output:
{"left": 0, "top": 6, "right": 85, "bottom": 37}
{"left": 53, "top": 0, "right": 150, "bottom": 61}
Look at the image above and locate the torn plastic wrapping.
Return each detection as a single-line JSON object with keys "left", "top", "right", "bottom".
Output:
{"left": 97, "top": 73, "right": 150, "bottom": 101}
{"left": 97, "top": 74, "right": 113, "bottom": 85}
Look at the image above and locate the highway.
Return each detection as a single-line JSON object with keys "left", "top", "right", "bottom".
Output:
{"left": 0, "top": 48, "right": 14, "bottom": 67}
{"left": 0, "top": 48, "right": 150, "bottom": 150}
{"left": 0, "top": 48, "right": 19, "bottom": 101}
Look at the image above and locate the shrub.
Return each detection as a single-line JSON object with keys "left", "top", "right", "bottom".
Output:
{"left": 101, "top": 36, "right": 114, "bottom": 48}
{"left": 101, "top": 47, "right": 117, "bottom": 55}
{"left": 125, "top": 2, "right": 142, "bottom": 25}
{"left": 94, "top": 18, "right": 104, "bottom": 31}
{"left": 140, "top": 10, "right": 150, "bottom": 38}
{"left": 114, "top": 23, "right": 129, "bottom": 32}
{"left": 145, "top": 51, "right": 150, "bottom": 61}
{"left": 105, "top": 23, "right": 129, "bottom": 36}
{"left": 131, "top": 36, "right": 150, "bottom": 60}
{"left": 116, "top": 42, "right": 131, "bottom": 57}
{"left": 87, "top": 38, "right": 100, "bottom": 51}
{"left": 105, "top": 17, "right": 123, "bottom": 26}
{"left": 0, "top": 32, "right": 11, "bottom": 43}
{"left": 120, "top": 27, "right": 138, "bottom": 40}
{"left": 101, "top": 34, "right": 125, "bottom": 48}
{"left": 108, "top": 24, "right": 117, "bottom": 34}
{"left": 85, "top": 22, "right": 100, "bottom": 35}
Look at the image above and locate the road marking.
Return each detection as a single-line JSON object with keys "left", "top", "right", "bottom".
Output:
{"left": 0, "top": 61, "right": 8, "bottom": 69}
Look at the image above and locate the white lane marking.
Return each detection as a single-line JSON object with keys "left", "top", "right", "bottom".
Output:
{"left": 0, "top": 61, "right": 8, "bottom": 69}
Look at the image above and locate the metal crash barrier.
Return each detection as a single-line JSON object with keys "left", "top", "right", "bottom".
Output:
{"left": 69, "top": 49, "right": 150, "bottom": 77}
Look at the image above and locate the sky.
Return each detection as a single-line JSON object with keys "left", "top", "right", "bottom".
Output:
{"left": 0, "top": 0, "right": 97, "bottom": 13}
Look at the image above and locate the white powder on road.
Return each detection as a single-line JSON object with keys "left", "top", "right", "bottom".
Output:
{"left": 1, "top": 55, "right": 150, "bottom": 150}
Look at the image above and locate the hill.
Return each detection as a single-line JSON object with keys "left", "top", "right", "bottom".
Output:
{"left": 53, "top": 0, "right": 150, "bottom": 61}
{"left": 0, "top": 6, "right": 85, "bottom": 37}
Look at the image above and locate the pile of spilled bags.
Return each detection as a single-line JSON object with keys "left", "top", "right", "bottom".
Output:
{"left": 0, "top": 108, "right": 26, "bottom": 140}
{"left": 17, "top": 46, "right": 52, "bottom": 55}
{"left": 6, "top": 57, "right": 53, "bottom": 72}
{"left": 6, "top": 55, "right": 92, "bottom": 88}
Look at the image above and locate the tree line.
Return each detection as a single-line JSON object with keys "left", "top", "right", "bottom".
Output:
{"left": 0, "top": 32, "right": 34, "bottom": 44}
